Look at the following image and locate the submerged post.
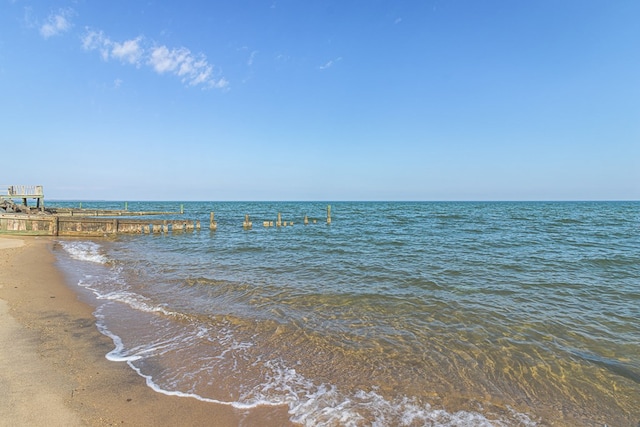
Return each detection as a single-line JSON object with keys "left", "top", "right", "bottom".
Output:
{"left": 327, "top": 205, "right": 332, "bottom": 225}
{"left": 209, "top": 212, "right": 217, "bottom": 230}
{"left": 243, "top": 214, "right": 252, "bottom": 229}
{"left": 304, "top": 215, "right": 309, "bottom": 225}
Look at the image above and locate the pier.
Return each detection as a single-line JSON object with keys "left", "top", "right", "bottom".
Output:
{"left": 0, "top": 185, "right": 45, "bottom": 211}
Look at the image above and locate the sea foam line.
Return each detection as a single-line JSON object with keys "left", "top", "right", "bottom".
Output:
{"left": 58, "top": 240, "right": 108, "bottom": 264}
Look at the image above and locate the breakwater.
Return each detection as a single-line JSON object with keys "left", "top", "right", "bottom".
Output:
{"left": 0, "top": 214, "right": 201, "bottom": 236}
{"left": 0, "top": 205, "right": 332, "bottom": 236}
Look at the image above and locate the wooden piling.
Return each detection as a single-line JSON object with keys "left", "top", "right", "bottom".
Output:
{"left": 327, "top": 205, "right": 332, "bottom": 225}
{"left": 52, "top": 216, "right": 59, "bottom": 236}
{"left": 277, "top": 212, "right": 282, "bottom": 227}
{"left": 304, "top": 215, "right": 309, "bottom": 225}
{"left": 210, "top": 212, "right": 217, "bottom": 230}
{"left": 243, "top": 214, "right": 252, "bottom": 229}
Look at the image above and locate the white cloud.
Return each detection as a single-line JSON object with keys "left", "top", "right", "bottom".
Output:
{"left": 148, "top": 45, "right": 227, "bottom": 88}
{"left": 111, "top": 37, "right": 143, "bottom": 65}
{"left": 82, "top": 28, "right": 227, "bottom": 89}
{"left": 40, "top": 8, "right": 73, "bottom": 38}
{"left": 81, "top": 29, "right": 111, "bottom": 61}
{"left": 148, "top": 45, "right": 184, "bottom": 73}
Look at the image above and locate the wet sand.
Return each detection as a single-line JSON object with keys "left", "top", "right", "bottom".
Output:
{"left": 0, "top": 236, "right": 292, "bottom": 426}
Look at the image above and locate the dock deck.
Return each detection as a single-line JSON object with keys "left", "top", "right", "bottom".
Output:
{"left": 0, "top": 185, "right": 45, "bottom": 210}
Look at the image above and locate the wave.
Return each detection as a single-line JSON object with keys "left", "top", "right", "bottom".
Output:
{"left": 86, "top": 288, "right": 539, "bottom": 426}
{"left": 58, "top": 240, "right": 108, "bottom": 264}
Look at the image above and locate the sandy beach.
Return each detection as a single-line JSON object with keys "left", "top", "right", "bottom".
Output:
{"left": 0, "top": 236, "right": 292, "bottom": 427}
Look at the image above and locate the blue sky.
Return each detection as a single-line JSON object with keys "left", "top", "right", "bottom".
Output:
{"left": 1, "top": 1, "right": 638, "bottom": 201}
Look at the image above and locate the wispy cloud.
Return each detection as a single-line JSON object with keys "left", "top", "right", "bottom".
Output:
{"left": 247, "top": 50, "right": 258, "bottom": 66}
{"left": 81, "top": 29, "right": 111, "bottom": 60}
{"left": 319, "top": 57, "right": 342, "bottom": 70}
{"left": 40, "top": 8, "right": 73, "bottom": 38}
{"left": 82, "top": 28, "right": 227, "bottom": 89}
{"left": 148, "top": 45, "right": 227, "bottom": 88}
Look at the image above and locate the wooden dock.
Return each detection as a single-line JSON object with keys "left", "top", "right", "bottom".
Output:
{"left": 0, "top": 185, "right": 45, "bottom": 210}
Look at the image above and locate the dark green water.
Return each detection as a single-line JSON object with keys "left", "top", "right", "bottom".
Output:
{"left": 54, "top": 201, "right": 640, "bottom": 426}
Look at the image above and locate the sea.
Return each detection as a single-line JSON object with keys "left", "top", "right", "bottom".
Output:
{"left": 50, "top": 201, "right": 639, "bottom": 426}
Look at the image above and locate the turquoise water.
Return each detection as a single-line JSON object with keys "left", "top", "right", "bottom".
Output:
{"left": 52, "top": 201, "right": 640, "bottom": 426}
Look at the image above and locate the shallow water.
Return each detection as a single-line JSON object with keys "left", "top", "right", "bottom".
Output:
{"left": 53, "top": 201, "right": 640, "bottom": 426}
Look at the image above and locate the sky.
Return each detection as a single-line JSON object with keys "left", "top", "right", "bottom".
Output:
{"left": 1, "top": 0, "right": 639, "bottom": 201}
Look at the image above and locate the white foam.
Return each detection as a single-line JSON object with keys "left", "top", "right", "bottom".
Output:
{"left": 59, "top": 240, "right": 108, "bottom": 264}
{"left": 238, "top": 359, "right": 539, "bottom": 427}
{"left": 94, "top": 309, "right": 539, "bottom": 426}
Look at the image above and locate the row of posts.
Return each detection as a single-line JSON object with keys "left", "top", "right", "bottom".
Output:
{"left": 209, "top": 205, "right": 332, "bottom": 230}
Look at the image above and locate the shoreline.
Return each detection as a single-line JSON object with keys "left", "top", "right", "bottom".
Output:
{"left": 0, "top": 236, "right": 292, "bottom": 426}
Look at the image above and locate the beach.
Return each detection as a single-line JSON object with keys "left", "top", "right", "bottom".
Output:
{"left": 0, "top": 236, "right": 292, "bottom": 427}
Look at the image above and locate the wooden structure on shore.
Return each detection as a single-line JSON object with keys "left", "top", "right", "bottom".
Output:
{"left": 0, "top": 185, "right": 45, "bottom": 211}
{"left": 1, "top": 192, "right": 333, "bottom": 236}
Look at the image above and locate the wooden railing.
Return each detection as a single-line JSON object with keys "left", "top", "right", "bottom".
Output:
{"left": 3, "top": 185, "right": 44, "bottom": 197}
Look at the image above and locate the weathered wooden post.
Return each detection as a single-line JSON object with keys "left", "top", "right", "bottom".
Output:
{"left": 125, "top": 201, "right": 128, "bottom": 211}
{"left": 51, "top": 216, "right": 59, "bottom": 236}
{"left": 180, "top": 204, "right": 184, "bottom": 214}
{"left": 243, "top": 214, "right": 252, "bottom": 229}
{"left": 327, "top": 205, "right": 332, "bottom": 225}
{"left": 277, "top": 212, "right": 282, "bottom": 227}
{"left": 196, "top": 220, "right": 201, "bottom": 230}
{"left": 210, "top": 212, "right": 217, "bottom": 230}
{"left": 304, "top": 215, "right": 309, "bottom": 225}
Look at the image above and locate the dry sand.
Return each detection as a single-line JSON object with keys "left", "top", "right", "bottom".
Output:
{"left": 0, "top": 236, "right": 293, "bottom": 427}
